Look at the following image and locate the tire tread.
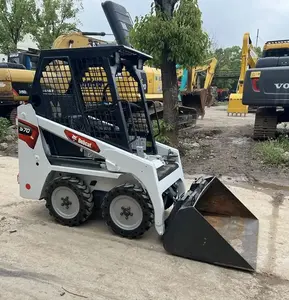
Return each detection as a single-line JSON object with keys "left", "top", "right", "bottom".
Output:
{"left": 44, "top": 176, "right": 94, "bottom": 226}
{"left": 101, "top": 184, "right": 154, "bottom": 239}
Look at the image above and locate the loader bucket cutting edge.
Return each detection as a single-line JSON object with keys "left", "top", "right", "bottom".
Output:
{"left": 162, "top": 177, "right": 259, "bottom": 272}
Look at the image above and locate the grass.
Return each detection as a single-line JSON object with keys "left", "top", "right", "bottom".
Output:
{"left": 255, "top": 135, "right": 289, "bottom": 166}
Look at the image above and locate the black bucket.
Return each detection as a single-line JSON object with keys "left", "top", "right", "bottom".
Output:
{"left": 162, "top": 176, "right": 259, "bottom": 271}
{"left": 181, "top": 89, "right": 207, "bottom": 119}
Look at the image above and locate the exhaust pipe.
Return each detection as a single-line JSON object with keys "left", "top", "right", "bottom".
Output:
{"left": 162, "top": 176, "right": 259, "bottom": 271}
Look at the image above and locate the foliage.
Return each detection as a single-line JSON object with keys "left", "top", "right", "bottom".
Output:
{"left": 153, "top": 119, "right": 173, "bottom": 145}
{"left": 212, "top": 46, "right": 241, "bottom": 90}
{"left": 254, "top": 46, "right": 262, "bottom": 57}
{"left": 212, "top": 45, "right": 262, "bottom": 90}
{"left": 0, "top": 0, "right": 35, "bottom": 54}
{"left": 130, "top": 0, "right": 210, "bottom": 145}
{"left": 0, "top": 117, "right": 11, "bottom": 140}
{"left": 30, "top": 0, "right": 83, "bottom": 49}
{"left": 130, "top": 0, "right": 210, "bottom": 69}
{"left": 255, "top": 134, "right": 289, "bottom": 166}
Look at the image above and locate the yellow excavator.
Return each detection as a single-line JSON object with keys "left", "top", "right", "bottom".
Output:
{"left": 191, "top": 57, "right": 218, "bottom": 107}
{"left": 0, "top": 49, "right": 39, "bottom": 122}
{"left": 227, "top": 33, "right": 258, "bottom": 116}
{"left": 178, "top": 57, "right": 218, "bottom": 118}
{"left": 0, "top": 1, "right": 196, "bottom": 126}
{"left": 0, "top": 31, "right": 163, "bottom": 124}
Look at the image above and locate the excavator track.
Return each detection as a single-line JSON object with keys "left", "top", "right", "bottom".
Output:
{"left": 253, "top": 107, "right": 278, "bottom": 140}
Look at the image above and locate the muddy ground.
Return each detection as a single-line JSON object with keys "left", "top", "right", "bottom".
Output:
{"left": 180, "top": 105, "right": 289, "bottom": 186}
{"left": 2, "top": 104, "right": 289, "bottom": 186}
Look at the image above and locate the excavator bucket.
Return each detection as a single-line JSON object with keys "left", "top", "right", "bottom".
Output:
{"left": 181, "top": 89, "right": 207, "bottom": 119}
{"left": 227, "top": 93, "right": 248, "bottom": 116}
{"left": 163, "top": 176, "right": 259, "bottom": 271}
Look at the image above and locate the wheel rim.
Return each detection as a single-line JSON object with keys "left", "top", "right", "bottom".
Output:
{"left": 51, "top": 187, "right": 80, "bottom": 219}
{"left": 109, "top": 195, "right": 143, "bottom": 230}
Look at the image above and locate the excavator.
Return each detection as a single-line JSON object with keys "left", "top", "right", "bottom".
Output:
{"left": 178, "top": 57, "right": 218, "bottom": 118}
{"left": 0, "top": 49, "right": 39, "bottom": 123}
{"left": 243, "top": 39, "right": 289, "bottom": 139}
{"left": 0, "top": 31, "right": 165, "bottom": 125}
{"left": 0, "top": 1, "right": 197, "bottom": 127}
{"left": 227, "top": 33, "right": 258, "bottom": 116}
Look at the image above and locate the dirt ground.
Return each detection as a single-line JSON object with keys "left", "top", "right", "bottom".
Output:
{"left": 180, "top": 105, "right": 289, "bottom": 186}
{"left": 1, "top": 105, "right": 289, "bottom": 299}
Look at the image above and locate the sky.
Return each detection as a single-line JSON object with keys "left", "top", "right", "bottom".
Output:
{"left": 79, "top": 0, "right": 289, "bottom": 49}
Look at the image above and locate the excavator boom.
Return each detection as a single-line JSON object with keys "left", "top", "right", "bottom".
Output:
{"left": 227, "top": 33, "right": 258, "bottom": 116}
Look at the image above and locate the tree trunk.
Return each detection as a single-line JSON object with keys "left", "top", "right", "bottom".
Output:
{"left": 161, "top": 50, "right": 179, "bottom": 146}
{"left": 155, "top": 0, "right": 179, "bottom": 146}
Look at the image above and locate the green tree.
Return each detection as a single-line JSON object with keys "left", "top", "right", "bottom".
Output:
{"left": 213, "top": 46, "right": 241, "bottom": 90}
{"left": 130, "top": 0, "right": 209, "bottom": 144}
{"left": 254, "top": 46, "right": 262, "bottom": 57}
{"left": 0, "top": 0, "right": 34, "bottom": 55}
{"left": 30, "top": 0, "right": 83, "bottom": 49}
{"left": 213, "top": 45, "right": 262, "bottom": 91}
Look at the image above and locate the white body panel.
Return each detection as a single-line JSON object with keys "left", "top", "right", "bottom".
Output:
{"left": 17, "top": 104, "right": 187, "bottom": 235}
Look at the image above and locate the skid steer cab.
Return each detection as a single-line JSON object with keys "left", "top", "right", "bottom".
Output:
{"left": 17, "top": 45, "right": 259, "bottom": 272}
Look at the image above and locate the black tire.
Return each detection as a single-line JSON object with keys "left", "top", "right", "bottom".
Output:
{"left": 9, "top": 107, "right": 17, "bottom": 125}
{"left": 101, "top": 183, "right": 154, "bottom": 239}
{"left": 44, "top": 176, "right": 94, "bottom": 226}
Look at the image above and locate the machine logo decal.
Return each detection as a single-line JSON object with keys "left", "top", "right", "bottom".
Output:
{"left": 19, "top": 124, "right": 32, "bottom": 136}
{"left": 18, "top": 119, "right": 39, "bottom": 149}
{"left": 64, "top": 130, "right": 100, "bottom": 152}
{"left": 18, "top": 89, "right": 28, "bottom": 95}
{"left": 275, "top": 83, "right": 289, "bottom": 89}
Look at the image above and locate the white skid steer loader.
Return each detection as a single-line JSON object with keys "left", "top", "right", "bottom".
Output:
{"left": 17, "top": 45, "right": 259, "bottom": 271}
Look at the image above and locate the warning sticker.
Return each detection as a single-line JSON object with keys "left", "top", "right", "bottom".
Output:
{"left": 129, "top": 136, "right": 147, "bottom": 151}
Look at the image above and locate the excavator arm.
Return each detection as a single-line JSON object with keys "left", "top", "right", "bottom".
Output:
{"left": 183, "top": 57, "right": 218, "bottom": 91}
{"left": 203, "top": 57, "right": 218, "bottom": 89}
{"left": 227, "top": 32, "right": 258, "bottom": 116}
{"left": 236, "top": 33, "right": 258, "bottom": 95}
